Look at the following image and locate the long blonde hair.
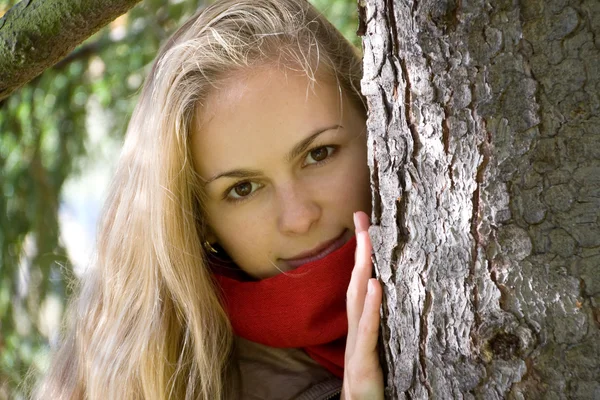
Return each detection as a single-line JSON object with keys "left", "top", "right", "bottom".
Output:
{"left": 35, "top": 0, "right": 363, "bottom": 398}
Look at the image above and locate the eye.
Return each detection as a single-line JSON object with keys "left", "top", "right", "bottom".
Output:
{"left": 303, "top": 146, "right": 336, "bottom": 166}
{"left": 227, "top": 181, "right": 260, "bottom": 200}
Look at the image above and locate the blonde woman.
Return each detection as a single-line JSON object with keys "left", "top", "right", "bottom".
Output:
{"left": 35, "top": 0, "right": 384, "bottom": 398}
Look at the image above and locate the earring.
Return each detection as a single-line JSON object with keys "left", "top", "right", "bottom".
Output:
{"left": 203, "top": 241, "right": 218, "bottom": 254}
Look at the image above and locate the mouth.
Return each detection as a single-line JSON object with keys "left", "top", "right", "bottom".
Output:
{"left": 280, "top": 229, "right": 349, "bottom": 269}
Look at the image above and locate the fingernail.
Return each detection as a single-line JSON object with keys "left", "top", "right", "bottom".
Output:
{"left": 367, "top": 278, "right": 374, "bottom": 294}
{"left": 353, "top": 212, "right": 359, "bottom": 230}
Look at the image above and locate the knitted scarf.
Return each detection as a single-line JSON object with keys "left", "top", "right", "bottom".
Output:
{"left": 211, "top": 236, "right": 356, "bottom": 378}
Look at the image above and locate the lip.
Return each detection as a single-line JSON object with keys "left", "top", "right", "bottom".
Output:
{"left": 281, "top": 229, "right": 349, "bottom": 269}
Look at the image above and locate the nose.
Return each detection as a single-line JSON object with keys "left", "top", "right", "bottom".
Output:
{"left": 276, "top": 181, "right": 321, "bottom": 235}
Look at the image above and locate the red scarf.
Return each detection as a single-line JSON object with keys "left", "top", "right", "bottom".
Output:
{"left": 211, "top": 236, "right": 356, "bottom": 378}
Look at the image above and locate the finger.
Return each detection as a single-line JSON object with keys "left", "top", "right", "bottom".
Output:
{"left": 354, "top": 210, "right": 370, "bottom": 233}
{"left": 346, "top": 213, "right": 373, "bottom": 349}
{"left": 354, "top": 278, "right": 382, "bottom": 359}
{"left": 347, "top": 231, "right": 372, "bottom": 327}
{"left": 347, "top": 212, "right": 373, "bottom": 318}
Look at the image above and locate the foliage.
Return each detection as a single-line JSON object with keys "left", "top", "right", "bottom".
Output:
{"left": 311, "top": 0, "right": 360, "bottom": 47}
{"left": 0, "top": 0, "right": 358, "bottom": 398}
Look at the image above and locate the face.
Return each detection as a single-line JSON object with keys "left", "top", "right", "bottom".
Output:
{"left": 191, "top": 66, "right": 371, "bottom": 279}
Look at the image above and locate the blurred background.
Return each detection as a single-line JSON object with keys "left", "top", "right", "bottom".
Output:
{"left": 0, "top": 0, "right": 359, "bottom": 398}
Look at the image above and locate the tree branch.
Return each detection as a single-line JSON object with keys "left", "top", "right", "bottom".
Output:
{"left": 0, "top": 0, "right": 141, "bottom": 101}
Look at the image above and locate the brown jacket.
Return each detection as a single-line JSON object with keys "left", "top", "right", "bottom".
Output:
{"left": 235, "top": 337, "right": 342, "bottom": 399}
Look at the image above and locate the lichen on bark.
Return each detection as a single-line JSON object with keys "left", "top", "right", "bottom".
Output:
{"left": 0, "top": 0, "right": 141, "bottom": 100}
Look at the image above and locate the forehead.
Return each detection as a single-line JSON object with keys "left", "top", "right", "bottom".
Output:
{"left": 199, "top": 65, "right": 338, "bottom": 124}
{"left": 191, "top": 67, "right": 344, "bottom": 178}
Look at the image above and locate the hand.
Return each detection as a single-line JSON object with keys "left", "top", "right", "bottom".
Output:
{"left": 342, "top": 211, "right": 384, "bottom": 399}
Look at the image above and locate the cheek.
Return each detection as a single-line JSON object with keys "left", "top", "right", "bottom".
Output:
{"left": 350, "top": 142, "right": 372, "bottom": 210}
{"left": 320, "top": 152, "right": 371, "bottom": 211}
{"left": 204, "top": 202, "right": 273, "bottom": 260}
{"left": 217, "top": 227, "right": 276, "bottom": 279}
{"left": 207, "top": 205, "right": 259, "bottom": 242}
{"left": 355, "top": 157, "right": 372, "bottom": 210}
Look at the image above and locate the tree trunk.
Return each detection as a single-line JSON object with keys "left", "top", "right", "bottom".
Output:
{"left": 0, "top": 0, "right": 141, "bottom": 100}
{"left": 360, "top": 0, "right": 600, "bottom": 398}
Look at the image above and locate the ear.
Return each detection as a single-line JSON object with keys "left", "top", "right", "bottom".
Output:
{"left": 204, "top": 227, "right": 218, "bottom": 244}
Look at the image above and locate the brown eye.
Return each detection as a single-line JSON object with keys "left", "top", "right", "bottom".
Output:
{"left": 225, "top": 181, "right": 261, "bottom": 202}
{"left": 310, "top": 147, "right": 329, "bottom": 162}
{"left": 234, "top": 182, "right": 253, "bottom": 197}
{"left": 305, "top": 146, "right": 335, "bottom": 166}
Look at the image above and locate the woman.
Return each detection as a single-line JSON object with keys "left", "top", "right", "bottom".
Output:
{"left": 35, "top": 0, "right": 383, "bottom": 398}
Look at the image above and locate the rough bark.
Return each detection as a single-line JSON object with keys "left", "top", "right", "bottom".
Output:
{"left": 360, "top": 0, "right": 600, "bottom": 398}
{"left": 0, "top": 0, "right": 141, "bottom": 100}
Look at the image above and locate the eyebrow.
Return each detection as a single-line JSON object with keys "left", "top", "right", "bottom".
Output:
{"left": 204, "top": 124, "right": 342, "bottom": 184}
